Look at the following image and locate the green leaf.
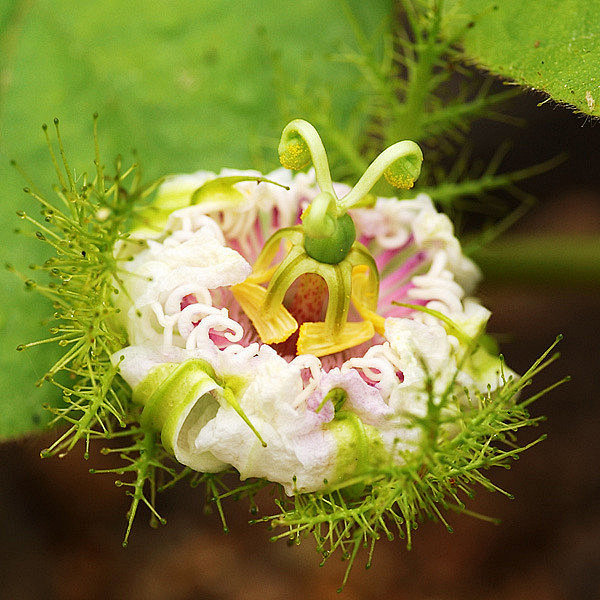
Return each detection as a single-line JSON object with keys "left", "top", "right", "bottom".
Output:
{"left": 0, "top": 0, "right": 392, "bottom": 439}
{"left": 446, "top": 0, "right": 600, "bottom": 116}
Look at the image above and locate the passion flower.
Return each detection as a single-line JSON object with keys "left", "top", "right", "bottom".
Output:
{"left": 113, "top": 120, "right": 511, "bottom": 494}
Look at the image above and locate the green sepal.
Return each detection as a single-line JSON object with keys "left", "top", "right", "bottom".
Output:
{"left": 139, "top": 358, "right": 220, "bottom": 456}
{"left": 327, "top": 411, "right": 386, "bottom": 497}
{"left": 131, "top": 186, "right": 196, "bottom": 237}
{"left": 316, "top": 386, "right": 347, "bottom": 413}
{"left": 465, "top": 345, "right": 509, "bottom": 386}
{"left": 221, "top": 388, "right": 267, "bottom": 448}
{"left": 479, "top": 333, "right": 500, "bottom": 356}
{"left": 132, "top": 362, "right": 180, "bottom": 406}
{"left": 134, "top": 357, "right": 266, "bottom": 465}
{"left": 392, "top": 301, "right": 474, "bottom": 346}
{"left": 317, "top": 387, "right": 385, "bottom": 496}
{"left": 132, "top": 175, "right": 288, "bottom": 236}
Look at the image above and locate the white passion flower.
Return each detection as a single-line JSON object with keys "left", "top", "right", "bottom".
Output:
{"left": 112, "top": 120, "right": 513, "bottom": 495}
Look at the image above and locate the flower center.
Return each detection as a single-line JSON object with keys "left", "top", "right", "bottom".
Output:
{"left": 286, "top": 273, "right": 329, "bottom": 323}
{"left": 272, "top": 273, "right": 328, "bottom": 356}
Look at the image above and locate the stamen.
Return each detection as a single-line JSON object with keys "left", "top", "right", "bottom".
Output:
{"left": 297, "top": 321, "right": 375, "bottom": 357}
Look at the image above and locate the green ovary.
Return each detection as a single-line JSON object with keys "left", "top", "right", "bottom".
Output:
{"left": 303, "top": 213, "right": 356, "bottom": 265}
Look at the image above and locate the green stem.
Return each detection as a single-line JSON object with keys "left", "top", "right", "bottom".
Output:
{"left": 420, "top": 154, "right": 566, "bottom": 206}
{"left": 387, "top": 1, "right": 442, "bottom": 143}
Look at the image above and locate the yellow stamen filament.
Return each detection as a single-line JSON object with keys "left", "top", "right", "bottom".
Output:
{"left": 245, "top": 262, "right": 281, "bottom": 285}
{"left": 250, "top": 228, "right": 301, "bottom": 279}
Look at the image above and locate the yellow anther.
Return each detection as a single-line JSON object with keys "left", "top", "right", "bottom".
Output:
{"left": 297, "top": 321, "right": 375, "bottom": 357}
{"left": 231, "top": 281, "right": 298, "bottom": 344}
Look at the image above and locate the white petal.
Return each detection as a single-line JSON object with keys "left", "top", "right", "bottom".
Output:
{"left": 111, "top": 344, "right": 186, "bottom": 390}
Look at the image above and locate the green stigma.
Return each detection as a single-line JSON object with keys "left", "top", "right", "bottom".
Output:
{"left": 279, "top": 119, "right": 423, "bottom": 264}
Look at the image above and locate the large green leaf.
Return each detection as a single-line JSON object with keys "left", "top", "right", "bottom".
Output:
{"left": 0, "top": 0, "right": 392, "bottom": 439}
{"left": 446, "top": 0, "right": 600, "bottom": 116}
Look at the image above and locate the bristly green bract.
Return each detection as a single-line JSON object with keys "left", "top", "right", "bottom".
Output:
{"left": 13, "top": 115, "right": 161, "bottom": 459}
{"left": 10, "top": 116, "right": 173, "bottom": 543}
{"left": 253, "top": 339, "right": 567, "bottom": 589}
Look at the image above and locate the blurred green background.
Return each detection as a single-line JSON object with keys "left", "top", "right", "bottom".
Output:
{"left": 0, "top": 1, "right": 599, "bottom": 599}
